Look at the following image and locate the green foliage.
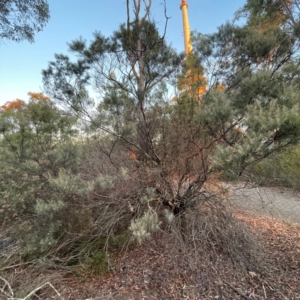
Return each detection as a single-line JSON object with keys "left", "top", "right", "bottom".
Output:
{"left": 0, "top": 102, "right": 137, "bottom": 265}
{"left": 0, "top": 95, "right": 78, "bottom": 164}
{"left": 236, "top": 0, "right": 291, "bottom": 28}
{"left": 191, "top": 11, "right": 300, "bottom": 175}
{"left": 0, "top": 162, "right": 45, "bottom": 223}
{"left": 81, "top": 241, "right": 114, "bottom": 275}
{"left": 0, "top": 95, "right": 82, "bottom": 256}
{"left": 129, "top": 210, "right": 161, "bottom": 244}
{"left": 85, "top": 250, "right": 110, "bottom": 275}
{"left": 35, "top": 198, "right": 66, "bottom": 215}
{"left": 0, "top": 0, "right": 50, "bottom": 42}
{"left": 22, "top": 221, "right": 62, "bottom": 256}
{"left": 67, "top": 237, "right": 114, "bottom": 275}
{"left": 47, "top": 168, "right": 95, "bottom": 196}
{"left": 250, "top": 146, "right": 300, "bottom": 189}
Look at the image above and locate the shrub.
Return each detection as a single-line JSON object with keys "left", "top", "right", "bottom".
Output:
{"left": 250, "top": 146, "right": 300, "bottom": 189}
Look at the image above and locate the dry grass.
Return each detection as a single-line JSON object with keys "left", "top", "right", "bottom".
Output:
{"left": 180, "top": 207, "right": 263, "bottom": 273}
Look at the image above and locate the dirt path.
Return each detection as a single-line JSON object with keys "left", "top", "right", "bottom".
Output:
{"left": 230, "top": 184, "right": 300, "bottom": 224}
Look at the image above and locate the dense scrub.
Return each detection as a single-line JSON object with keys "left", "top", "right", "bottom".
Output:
{"left": 1, "top": 2, "right": 300, "bottom": 295}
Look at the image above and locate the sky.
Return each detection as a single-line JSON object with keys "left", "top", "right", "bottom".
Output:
{"left": 0, "top": 0, "right": 246, "bottom": 106}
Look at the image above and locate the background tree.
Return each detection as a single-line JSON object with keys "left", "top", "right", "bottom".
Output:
{"left": 0, "top": 0, "right": 49, "bottom": 42}
{"left": 0, "top": 92, "right": 75, "bottom": 165}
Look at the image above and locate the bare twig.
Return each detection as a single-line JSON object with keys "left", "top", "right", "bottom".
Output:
{"left": 262, "top": 283, "right": 267, "bottom": 299}
{"left": 224, "top": 281, "right": 252, "bottom": 300}
{"left": 0, "top": 278, "right": 64, "bottom": 300}
{"left": 21, "top": 282, "right": 63, "bottom": 300}
{"left": 0, "top": 276, "right": 14, "bottom": 298}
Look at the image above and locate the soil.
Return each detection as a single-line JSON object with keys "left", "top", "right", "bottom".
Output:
{"left": 230, "top": 183, "right": 300, "bottom": 224}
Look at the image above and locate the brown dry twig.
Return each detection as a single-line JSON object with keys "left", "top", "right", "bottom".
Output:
{"left": 0, "top": 277, "right": 64, "bottom": 300}
{"left": 224, "top": 281, "right": 255, "bottom": 300}
{"left": 0, "top": 276, "right": 14, "bottom": 299}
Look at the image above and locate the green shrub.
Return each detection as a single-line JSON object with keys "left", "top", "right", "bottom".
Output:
{"left": 250, "top": 146, "right": 300, "bottom": 189}
{"left": 84, "top": 250, "right": 110, "bottom": 275}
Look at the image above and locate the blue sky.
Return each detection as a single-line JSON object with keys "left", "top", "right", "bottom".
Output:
{"left": 0, "top": 0, "right": 245, "bottom": 105}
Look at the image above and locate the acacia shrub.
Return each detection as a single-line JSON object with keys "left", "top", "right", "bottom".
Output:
{"left": 0, "top": 95, "right": 82, "bottom": 257}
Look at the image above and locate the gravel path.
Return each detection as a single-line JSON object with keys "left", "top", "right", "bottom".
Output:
{"left": 230, "top": 184, "right": 300, "bottom": 224}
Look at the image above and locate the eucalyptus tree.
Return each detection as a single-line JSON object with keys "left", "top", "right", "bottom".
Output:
{"left": 237, "top": 0, "right": 297, "bottom": 29}
{"left": 0, "top": 0, "right": 49, "bottom": 42}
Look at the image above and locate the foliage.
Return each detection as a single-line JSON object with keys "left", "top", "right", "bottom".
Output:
{"left": 0, "top": 93, "right": 77, "bottom": 165}
{"left": 250, "top": 145, "right": 300, "bottom": 189}
{"left": 1, "top": 99, "right": 25, "bottom": 111}
{"left": 129, "top": 188, "right": 161, "bottom": 244}
{"left": 192, "top": 0, "right": 300, "bottom": 177}
{"left": 237, "top": 0, "right": 293, "bottom": 29}
{"left": 84, "top": 250, "right": 110, "bottom": 275}
{"left": 129, "top": 210, "right": 161, "bottom": 244}
{"left": 0, "top": 93, "right": 79, "bottom": 254}
{"left": 0, "top": 0, "right": 49, "bottom": 42}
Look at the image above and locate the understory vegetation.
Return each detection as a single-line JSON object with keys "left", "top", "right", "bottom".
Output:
{"left": 250, "top": 145, "right": 300, "bottom": 189}
{"left": 1, "top": 0, "right": 300, "bottom": 298}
